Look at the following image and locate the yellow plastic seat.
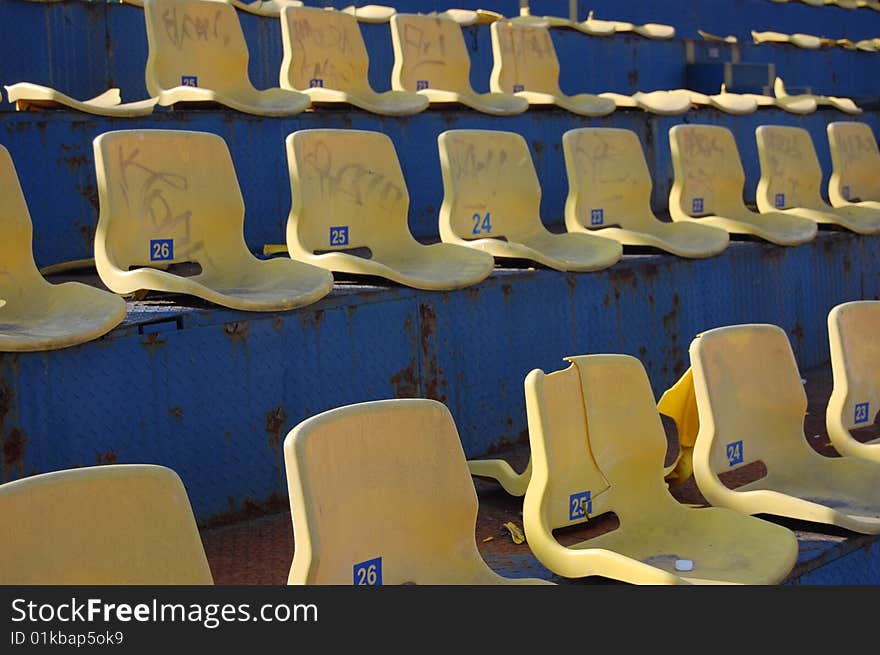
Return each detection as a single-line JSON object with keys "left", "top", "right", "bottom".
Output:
{"left": 562, "top": 128, "right": 728, "bottom": 259}
{"left": 0, "top": 145, "right": 126, "bottom": 353}
{"left": 598, "top": 90, "right": 693, "bottom": 116}
{"left": 756, "top": 125, "right": 880, "bottom": 234}
{"left": 681, "top": 87, "right": 758, "bottom": 115}
{"left": 657, "top": 367, "right": 701, "bottom": 485}
{"left": 0, "top": 464, "right": 213, "bottom": 584}
{"left": 389, "top": 13, "right": 529, "bottom": 116}
{"left": 4, "top": 83, "right": 157, "bottom": 117}
{"left": 284, "top": 398, "right": 552, "bottom": 585}
{"left": 698, "top": 30, "right": 738, "bottom": 43}
{"left": 827, "top": 301, "right": 880, "bottom": 462}
{"left": 585, "top": 11, "right": 675, "bottom": 39}
{"left": 827, "top": 121, "right": 880, "bottom": 209}
{"left": 522, "top": 354, "right": 798, "bottom": 584}
{"left": 280, "top": 7, "right": 428, "bottom": 116}
{"left": 339, "top": 4, "right": 396, "bottom": 23}
{"left": 438, "top": 130, "right": 622, "bottom": 272}
{"left": 488, "top": 21, "right": 615, "bottom": 117}
{"left": 669, "top": 124, "right": 818, "bottom": 246}
{"left": 751, "top": 29, "right": 823, "bottom": 49}
{"left": 287, "top": 129, "right": 495, "bottom": 290}
{"left": 467, "top": 457, "right": 532, "bottom": 496}
{"left": 436, "top": 8, "right": 505, "bottom": 26}
{"left": 773, "top": 77, "right": 859, "bottom": 114}
{"left": 687, "top": 323, "right": 880, "bottom": 534}
{"left": 93, "top": 129, "right": 334, "bottom": 311}
{"left": 143, "top": 0, "right": 311, "bottom": 116}
{"left": 227, "top": 0, "right": 303, "bottom": 17}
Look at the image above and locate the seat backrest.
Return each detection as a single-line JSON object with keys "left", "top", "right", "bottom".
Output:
{"left": 669, "top": 124, "right": 746, "bottom": 218}
{"left": 827, "top": 121, "right": 880, "bottom": 204}
{"left": 562, "top": 128, "right": 656, "bottom": 232}
{"left": 0, "top": 464, "right": 213, "bottom": 584}
{"left": 280, "top": 6, "right": 372, "bottom": 94}
{"left": 438, "top": 129, "right": 544, "bottom": 243}
{"left": 828, "top": 301, "right": 880, "bottom": 431}
{"left": 489, "top": 21, "right": 561, "bottom": 96}
{"left": 144, "top": 0, "right": 253, "bottom": 97}
{"left": 690, "top": 324, "right": 813, "bottom": 476}
{"left": 755, "top": 125, "right": 824, "bottom": 212}
{"left": 0, "top": 145, "right": 43, "bottom": 299}
{"left": 286, "top": 129, "right": 413, "bottom": 257}
{"left": 524, "top": 363, "right": 611, "bottom": 532}
{"left": 93, "top": 129, "right": 248, "bottom": 272}
{"left": 390, "top": 13, "right": 473, "bottom": 93}
{"left": 285, "top": 398, "right": 488, "bottom": 584}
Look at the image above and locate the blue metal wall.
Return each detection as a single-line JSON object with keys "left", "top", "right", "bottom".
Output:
{"left": 1, "top": 231, "right": 877, "bottom": 521}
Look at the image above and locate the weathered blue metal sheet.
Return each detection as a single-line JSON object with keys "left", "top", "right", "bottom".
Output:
{"left": 1, "top": 231, "right": 874, "bottom": 521}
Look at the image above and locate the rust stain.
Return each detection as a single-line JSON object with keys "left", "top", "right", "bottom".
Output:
{"left": 78, "top": 223, "right": 96, "bottom": 251}
{"left": 501, "top": 283, "right": 513, "bottom": 298}
{"left": 273, "top": 317, "right": 284, "bottom": 333}
{"left": 3, "top": 427, "right": 27, "bottom": 479}
{"left": 266, "top": 405, "right": 288, "bottom": 493}
{"left": 224, "top": 321, "right": 249, "bottom": 345}
{"left": 791, "top": 321, "right": 805, "bottom": 344}
{"left": 532, "top": 140, "right": 545, "bottom": 158}
{"left": 201, "top": 491, "right": 288, "bottom": 530}
{"left": 390, "top": 361, "right": 419, "bottom": 398}
{"left": 76, "top": 183, "right": 99, "bottom": 211}
{"left": 843, "top": 254, "right": 852, "bottom": 274}
{"left": 96, "top": 450, "right": 118, "bottom": 465}
{"left": 168, "top": 406, "right": 183, "bottom": 421}
{"left": 299, "top": 309, "right": 324, "bottom": 330}
{"left": 140, "top": 332, "right": 167, "bottom": 350}
{"left": 420, "top": 303, "right": 447, "bottom": 403}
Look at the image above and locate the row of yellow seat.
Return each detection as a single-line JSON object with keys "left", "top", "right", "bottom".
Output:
{"left": 3, "top": 0, "right": 862, "bottom": 118}
{"left": 3, "top": 301, "right": 878, "bottom": 584}
{"left": 2, "top": 120, "right": 879, "bottom": 352}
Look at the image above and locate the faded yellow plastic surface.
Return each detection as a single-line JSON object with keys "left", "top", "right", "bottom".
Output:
{"left": 489, "top": 22, "right": 615, "bottom": 117}
{"left": 390, "top": 13, "right": 529, "bottom": 115}
{"left": 143, "top": 0, "right": 311, "bottom": 116}
{"left": 827, "top": 301, "right": 880, "bottom": 462}
{"left": 467, "top": 458, "right": 532, "bottom": 496}
{"left": 657, "top": 367, "right": 700, "bottom": 485}
{"left": 751, "top": 29, "right": 823, "bottom": 49}
{"left": 599, "top": 90, "right": 692, "bottom": 115}
{"left": 93, "top": 129, "right": 334, "bottom": 310}
{"left": 228, "top": 0, "right": 303, "bottom": 17}
{"left": 0, "top": 464, "right": 213, "bottom": 584}
{"left": 284, "top": 398, "right": 552, "bottom": 585}
{"left": 774, "top": 77, "right": 861, "bottom": 114}
{"left": 438, "top": 130, "right": 622, "bottom": 272}
{"left": 756, "top": 125, "right": 880, "bottom": 234}
{"left": 563, "top": 128, "right": 729, "bottom": 258}
{"left": 280, "top": 7, "right": 427, "bottom": 116}
{"left": 669, "top": 124, "right": 818, "bottom": 245}
{"left": 287, "top": 129, "right": 495, "bottom": 290}
{"left": 4, "top": 83, "right": 157, "bottom": 117}
{"left": 339, "top": 4, "right": 396, "bottom": 22}
{"left": 680, "top": 87, "right": 758, "bottom": 115}
{"left": 0, "top": 145, "right": 126, "bottom": 353}
{"left": 585, "top": 11, "right": 675, "bottom": 39}
{"left": 827, "top": 121, "right": 880, "bottom": 209}
{"left": 522, "top": 355, "right": 798, "bottom": 584}
{"left": 690, "top": 323, "right": 880, "bottom": 534}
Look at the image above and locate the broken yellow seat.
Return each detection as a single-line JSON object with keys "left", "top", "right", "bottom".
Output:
{"left": 438, "top": 130, "right": 622, "bottom": 272}
{"left": 827, "top": 121, "right": 880, "bottom": 209}
{"left": 0, "top": 145, "right": 126, "bottom": 353}
{"left": 93, "top": 129, "right": 334, "bottom": 311}
{"left": 562, "top": 127, "right": 729, "bottom": 259}
{"left": 390, "top": 13, "right": 528, "bottom": 116}
{"left": 0, "top": 464, "right": 212, "bottom": 584}
{"left": 489, "top": 21, "right": 615, "bottom": 117}
{"left": 689, "top": 323, "right": 880, "bottom": 534}
{"left": 756, "top": 125, "right": 880, "bottom": 234}
{"left": 669, "top": 124, "right": 818, "bottom": 246}
{"left": 467, "top": 457, "right": 532, "bottom": 497}
{"left": 681, "top": 87, "right": 758, "bottom": 115}
{"left": 774, "top": 77, "right": 861, "bottom": 114}
{"left": 287, "top": 129, "right": 494, "bottom": 290}
{"left": 143, "top": 0, "right": 311, "bottom": 116}
{"left": 280, "top": 7, "right": 427, "bottom": 116}
{"left": 4, "top": 83, "right": 157, "bottom": 117}
{"left": 598, "top": 90, "right": 692, "bottom": 116}
{"left": 657, "top": 367, "right": 701, "bottom": 485}
{"left": 827, "top": 301, "right": 880, "bottom": 462}
{"left": 522, "top": 354, "right": 798, "bottom": 584}
{"left": 285, "top": 398, "right": 552, "bottom": 585}
{"left": 227, "top": 0, "right": 303, "bottom": 17}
